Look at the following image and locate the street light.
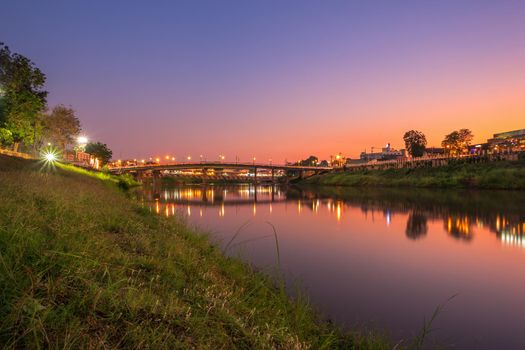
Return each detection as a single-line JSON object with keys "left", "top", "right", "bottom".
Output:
{"left": 187, "top": 155, "right": 191, "bottom": 161}
{"left": 77, "top": 136, "right": 88, "bottom": 145}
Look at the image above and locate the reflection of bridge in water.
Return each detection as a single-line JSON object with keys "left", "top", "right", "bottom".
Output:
{"left": 142, "top": 185, "right": 525, "bottom": 248}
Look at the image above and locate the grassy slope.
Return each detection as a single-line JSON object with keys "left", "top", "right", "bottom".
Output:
{"left": 0, "top": 155, "right": 388, "bottom": 349}
{"left": 303, "top": 159, "right": 525, "bottom": 190}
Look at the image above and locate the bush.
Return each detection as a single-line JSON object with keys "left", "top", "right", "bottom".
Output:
{"left": 0, "top": 127, "right": 13, "bottom": 146}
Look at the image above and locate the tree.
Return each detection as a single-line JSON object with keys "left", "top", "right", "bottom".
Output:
{"left": 299, "top": 155, "right": 319, "bottom": 166}
{"left": 458, "top": 128, "right": 474, "bottom": 148}
{"left": 85, "top": 142, "right": 113, "bottom": 166}
{"left": 43, "top": 105, "right": 81, "bottom": 151}
{"left": 442, "top": 129, "right": 474, "bottom": 155}
{"left": 403, "top": 130, "right": 427, "bottom": 157}
{"left": 0, "top": 43, "right": 47, "bottom": 152}
{"left": 405, "top": 212, "right": 428, "bottom": 240}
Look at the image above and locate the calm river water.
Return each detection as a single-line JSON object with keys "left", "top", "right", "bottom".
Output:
{"left": 138, "top": 184, "right": 525, "bottom": 349}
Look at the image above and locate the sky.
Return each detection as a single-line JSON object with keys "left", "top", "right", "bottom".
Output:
{"left": 1, "top": 0, "right": 524, "bottom": 162}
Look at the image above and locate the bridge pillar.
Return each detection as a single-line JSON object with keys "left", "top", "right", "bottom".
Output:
{"left": 271, "top": 168, "right": 275, "bottom": 182}
{"left": 253, "top": 167, "right": 257, "bottom": 184}
{"left": 152, "top": 170, "right": 161, "bottom": 188}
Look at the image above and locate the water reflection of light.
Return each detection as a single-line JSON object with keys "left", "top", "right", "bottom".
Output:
{"left": 501, "top": 232, "right": 525, "bottom": 248}
{"left": 446, "top": 216, "right": 470, "bottom": 238}
{"left": 200, "top": 208, "right": 203, "bottom": 217}
{"left": 155, "top": 200, "right": 160, "bottom": 214}
{"left": 298, "top": 200, "right": 302, "bottom": 214}
{"left": 219, "top": 203, "right": 225, "bottom": 217}
{"left": 187, "top": 205, "right": 191, "bottom": 216}
{"left": 269, "top": 203, "right": 272, "bottom": 214}
{"left": 336, "top": 202, "right": 342, "bottom": 222}
{"left": 253, "top": 203, "right": 257, "bottom": 216}
{"left": 386, "top": 210, "right": 391, "bottom": 226}
{"left": 165, "top": 205, "right": 169, "bottom": 217}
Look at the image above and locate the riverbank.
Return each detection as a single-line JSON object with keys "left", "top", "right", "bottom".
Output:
{"left": 0, "top": 155, "right": 389, "bottom": 349}
{"left": 302, "top": 158, "right": 525, "bottom": 190}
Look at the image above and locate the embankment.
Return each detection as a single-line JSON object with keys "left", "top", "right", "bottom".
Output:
{"left": 302, "top": 158, "right": 525, "bottom": 190}
{"left": 0, "top": 155, "right": 389, "bottom": 349}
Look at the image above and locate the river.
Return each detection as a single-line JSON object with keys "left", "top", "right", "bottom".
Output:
{"left": 138, "top": 184, "right": 525, "bottom": 349}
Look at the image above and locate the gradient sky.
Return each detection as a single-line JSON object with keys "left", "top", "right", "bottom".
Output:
{"left": 2, "top": 0, "right": 524, "bottom": 161}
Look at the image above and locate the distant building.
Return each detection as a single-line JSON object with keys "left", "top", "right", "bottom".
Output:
{"left": 360, "top": 143, "right": 403, "bottom": 161}
{"left": 424, "top": 147, "right": 445, "bottom": 156}
{"left": 470, "top": 128, "right": 525, "bottom": 154}
{"left": 487, "top": 129, "right": 525, "bottom": 150}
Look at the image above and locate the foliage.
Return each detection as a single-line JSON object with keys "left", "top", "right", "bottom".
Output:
{"left": 0, "top": 94, "right": 5, "bottom": 125}
{"left": 298, "top": 155, "right": 318, "bottom": 166}
{"left": 43, "top": 105, "right": 81, "bottom": 151}
{"left": 85, "top": 141, "right": 113, "bottom": 165}
{"left": 0, "top": 155, "right": 391, "bottom": 349}
{"left": 0, "top": 43, "right": 47, "bottom": 150}
{"left": 403, "top": 130, "right": 427, "bottom": 158}
{"left": 441, "top": 129, "right": 473, "bottom": 155}
{"left": 0, "top": 127, "right": 13, "bottom": 146}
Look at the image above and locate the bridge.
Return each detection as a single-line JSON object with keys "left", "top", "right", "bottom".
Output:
{"left": 109, "top": 161, "right": 333, "bottom": 183}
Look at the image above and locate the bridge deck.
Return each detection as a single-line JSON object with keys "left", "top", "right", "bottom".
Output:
{"left": 109, "top": 161, "right": 332, "bottom": 173}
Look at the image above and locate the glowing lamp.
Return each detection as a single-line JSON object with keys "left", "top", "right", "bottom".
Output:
{"left": 77, "top": 136, "right": 88, "bottom": 144}
{"left": 44, "top": 152, "right": 56, "bottom": 162}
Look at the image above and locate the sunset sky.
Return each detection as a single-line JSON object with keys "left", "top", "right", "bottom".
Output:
{"left": 2, "top": 0, "right": 524, "bottom": 162}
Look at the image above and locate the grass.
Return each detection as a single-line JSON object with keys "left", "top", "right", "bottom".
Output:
{"left": 303, "top": 158, "right": 525, "bottom": 190}
{"left": 0, "top": 154, "right": 391, "bottom": 349}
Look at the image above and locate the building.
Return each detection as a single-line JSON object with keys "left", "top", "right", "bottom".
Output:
{"left": 424, "top": 147, "right": 445, "bottom": 156}
{"left": 487, "top": 129, "right": 525, "bottom": 151}
{"left": 360, "top": 143, "right": 403, "bottom": 161}
{"left": 470, "top": 128, "right": 525, "bottom": 154}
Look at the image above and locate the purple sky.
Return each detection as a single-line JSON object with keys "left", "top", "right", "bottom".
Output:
{"left": 2, "top": 0, "right": 524, "bottom": 162}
